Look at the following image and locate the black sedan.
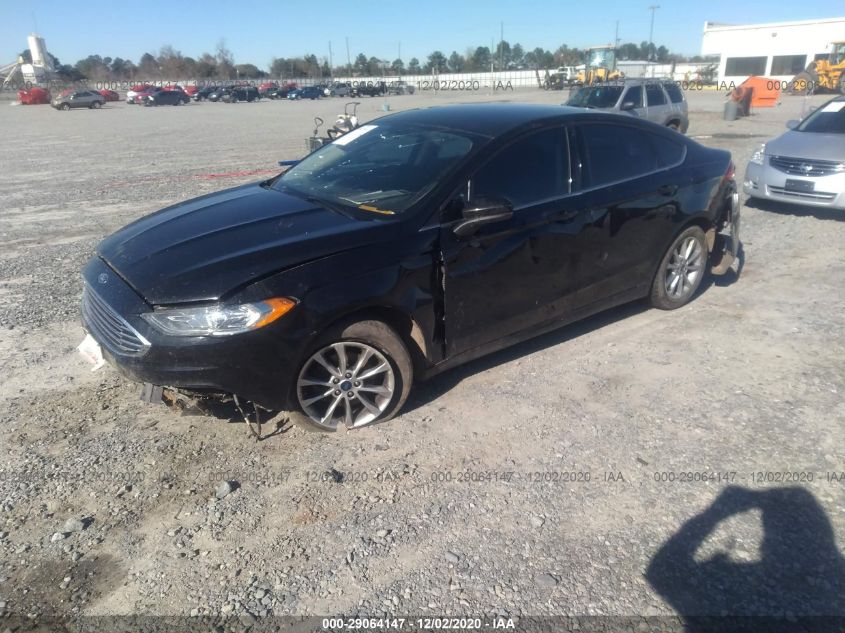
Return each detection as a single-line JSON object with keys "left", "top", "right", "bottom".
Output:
{"left": 221, "top": 86, "right": 260, "bottom": 103}
{"left": 265, "top": 86, "right": 292, "bottom": 99}
{"left": 79, "top": 104, "right": 740, "bottom": 431}
{"left": 143, "top": 90, "right": 190, "bottom": 106}
{"left": 207, "top": 88, "right": 229, "bottom": 102}
{"left": 192, "top": 86, "right": 218, "bottom": 101}
{"left": 288, "top": 86, "right": 323, "bottom": 100}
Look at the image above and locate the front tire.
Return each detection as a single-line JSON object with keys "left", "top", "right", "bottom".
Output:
{"left": 790, "top": 71, "right": 816, "bottom": 95}
{"left": 650, "top": 226, "right": 707, "bottom": 310}
{"left": 290, "top": 320, "right": 413, "bottom": 432}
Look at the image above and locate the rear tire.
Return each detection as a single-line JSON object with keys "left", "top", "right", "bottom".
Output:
{"left": 91, "top": 101, "right": 102, "bottom": 109}
{"left": 289, "top": 320, "right": 413, "bottom": 432}
{"left": 650, "top": 226, "right": 707, "bottom": 310}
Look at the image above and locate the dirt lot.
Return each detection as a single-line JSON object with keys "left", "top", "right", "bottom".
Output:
{"left": 1, "top": 87, "right": 844, "bottom": 629}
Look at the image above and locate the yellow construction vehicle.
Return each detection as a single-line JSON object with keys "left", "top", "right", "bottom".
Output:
{"left": 574, "top": 46, "right": 624, "bottom": 85}
{"left": 575, "top": 67, "right": 625, "bottom": 84}
{"left": 791, "top": 41, "right": 845, "bottom": 94}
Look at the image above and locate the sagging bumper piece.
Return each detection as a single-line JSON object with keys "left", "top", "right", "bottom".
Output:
{"left": 710, "top": 191, "right": 741, "bottom": 276}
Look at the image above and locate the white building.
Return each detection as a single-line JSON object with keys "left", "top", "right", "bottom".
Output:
{"left": 701, "top": 17, "right": 845, "bottom": 83}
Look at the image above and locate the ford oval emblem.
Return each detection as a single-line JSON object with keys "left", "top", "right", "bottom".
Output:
{"left": 97, "top": 273, "right": 108, "bottom": 285}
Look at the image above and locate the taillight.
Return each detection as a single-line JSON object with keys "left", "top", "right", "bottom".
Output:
{"left": 724, "top": 161, "right": 735, "bottom": 182}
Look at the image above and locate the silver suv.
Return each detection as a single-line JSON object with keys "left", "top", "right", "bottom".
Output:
{"left": 565, "top": 79, "right": 689, "bottom": 133}
{"left": 328, "top": 82, "right": 352, "bottom": 97}
{"left": 52, "top": 90, "right": 106, "bottom": 111}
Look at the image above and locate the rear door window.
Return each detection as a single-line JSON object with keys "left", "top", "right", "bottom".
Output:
{"left": 576, "top": 123, "right": 685, "bottom": 188}
{"left": 645, "top": 84, "right": 667, "bottom": 106}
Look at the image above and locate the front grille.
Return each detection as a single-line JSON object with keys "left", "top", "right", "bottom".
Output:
{"left": 82, "top": 285, "right": 150, "bottom": 356}
{"left": 769, "top": 155, "right": 844, "bottom": 177}
{"left": 767, "top": 185, "right": 837, "bottom": 201}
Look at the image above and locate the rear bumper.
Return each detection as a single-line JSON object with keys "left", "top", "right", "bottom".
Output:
{"left": 744, "top": 161, "right": 845, "bottom": 209}
{"left": 709, "top": 186, "right": 741, "bottom": 275}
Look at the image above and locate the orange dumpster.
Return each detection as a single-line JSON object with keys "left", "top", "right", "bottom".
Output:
{"left": 741, "top": 76, "right": 780, "bottom": 108}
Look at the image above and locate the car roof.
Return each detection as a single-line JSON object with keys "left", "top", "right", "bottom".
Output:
{"left": 375, "top": 103, "right": 621, "bottom": 136}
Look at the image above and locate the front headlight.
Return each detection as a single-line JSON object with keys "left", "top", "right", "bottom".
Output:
{"left": 750, "top": 143, "right": 766, "bottom": 166}
{"left": 141, "top": 297, "right": 296, "bottom": 337}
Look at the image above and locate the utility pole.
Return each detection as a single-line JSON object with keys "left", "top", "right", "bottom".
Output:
{"left": 614, "top": 20, "right": 620, "bottom": 72}
{"left": 346, "top": 37, "right": 351, "bottom": 76}
{"left": 328, "top": 41, "right": 333, "bottom": 80}
{"left": 648, "top": 5, "right": 660, "bottom": 62}
{"left": 499, "top": 21, "right": 504, "bottom": 72}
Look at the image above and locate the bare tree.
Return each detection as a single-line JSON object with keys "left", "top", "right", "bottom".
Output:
{"left": 215, "top": 39, "right": 235, "bottom": 79}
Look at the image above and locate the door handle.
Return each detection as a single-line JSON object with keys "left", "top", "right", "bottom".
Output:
{"left": 657, "top": 184, "right": 678, "bottom": 197}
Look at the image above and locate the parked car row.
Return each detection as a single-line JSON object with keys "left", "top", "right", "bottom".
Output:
{"left": 322, "top": 80, "right": 416, "bottom": 97}
{"left": 51, "top": 80, "right": 412, "bottom": 111}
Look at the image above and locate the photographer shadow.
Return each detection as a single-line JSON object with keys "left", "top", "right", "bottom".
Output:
{"left": 646, "top": 486, "right": 845, "bottom": 632}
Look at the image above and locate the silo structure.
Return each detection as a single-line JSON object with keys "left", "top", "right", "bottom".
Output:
{"left": 28, "top": 34, "right": 52, "bottom": 70}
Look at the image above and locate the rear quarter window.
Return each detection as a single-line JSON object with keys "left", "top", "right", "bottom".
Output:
{"left": 663, "top": 83, "right": 684, "bottom": 104}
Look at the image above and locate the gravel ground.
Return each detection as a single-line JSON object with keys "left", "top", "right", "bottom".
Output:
{"left": 0, "top": 88, "right": 844, "bottom": 629}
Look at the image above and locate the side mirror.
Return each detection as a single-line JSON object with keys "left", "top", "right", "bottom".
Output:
{"left": 453, "top": 197, "right": 514, "bottom": 237}
{"left": 786, "top": 119, "right": 799, "bottom": 129}
{"left": 620, "top": 101, "right": 637, "bottom": 111}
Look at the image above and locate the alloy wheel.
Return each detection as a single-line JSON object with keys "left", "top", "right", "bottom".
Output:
{"left": 665, "top": 236, "right": 704, "bottom": 300}
{"left": 296, "top": 342, "right": 395, "bottom": 429}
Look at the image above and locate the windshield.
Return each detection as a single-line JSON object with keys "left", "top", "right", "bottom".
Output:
{"left": 566, "top": 85, "right": 624, "bottom": 108}
{"left": 797, "top": 100, "right": 845, "bottom": 134}
{"left": 274, "top": 123, "right": 475, "bottom": 215}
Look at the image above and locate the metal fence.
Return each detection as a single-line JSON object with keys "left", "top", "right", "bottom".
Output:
{"left": 1, "top": 62, "right": 716, "bottom": 98}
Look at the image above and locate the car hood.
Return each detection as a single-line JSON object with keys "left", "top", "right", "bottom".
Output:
{"left": 97, "top": 182, "right": 400, "bottom": 305}
{"left": 766, "top": 131, "right": 845, "bottom": 162}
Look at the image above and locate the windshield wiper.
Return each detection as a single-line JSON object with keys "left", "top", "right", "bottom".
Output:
{"left": 304, "top": 195, "right": 356, "bottom": 218}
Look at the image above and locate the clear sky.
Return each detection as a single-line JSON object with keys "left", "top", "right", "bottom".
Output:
{"left": 0, "top": 0, "right": 839, "bottom": 68}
